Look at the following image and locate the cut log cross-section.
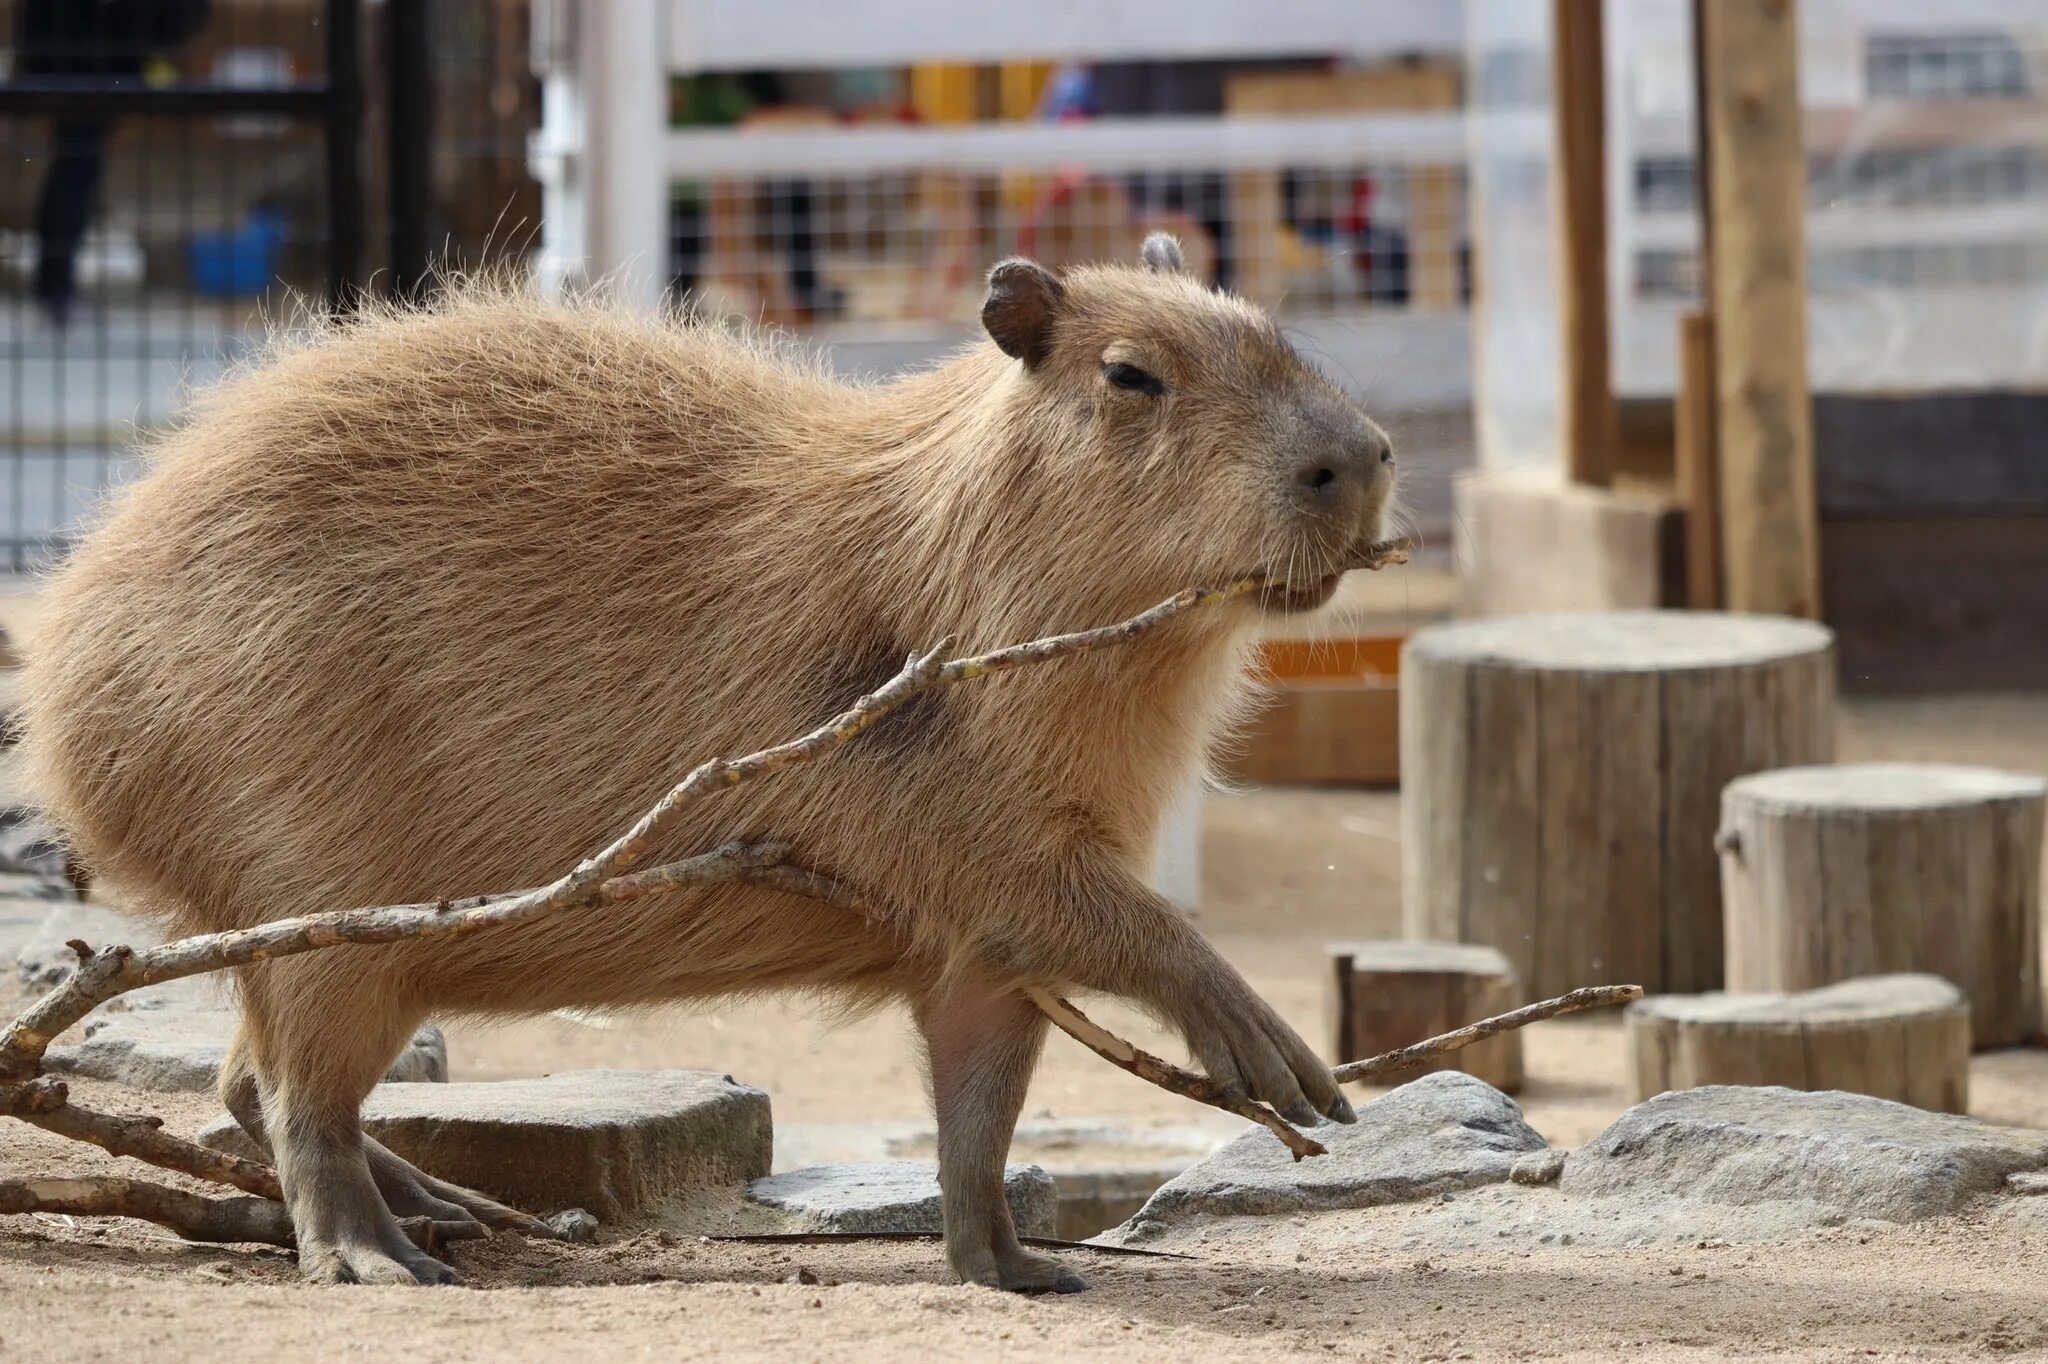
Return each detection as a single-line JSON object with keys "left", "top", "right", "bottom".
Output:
{"left": 1402, "top": 612, "right": 1835, "bottom": 999}
{"left": 1327, "top": 940, "right": 1524, "bottom": 1092}
{"left": 1626, "top": 973, "right": 1971, "bottom": 1113}
{"left": 1719, "top": 763, "right": 2048, "bottom": 1048}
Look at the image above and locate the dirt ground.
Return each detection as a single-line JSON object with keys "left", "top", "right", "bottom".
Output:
{"left": 6, "top": 693, "right": 2048, "bottom": 1360}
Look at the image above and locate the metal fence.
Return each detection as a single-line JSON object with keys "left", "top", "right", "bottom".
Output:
{"left": 0, "top": 0, "right": 537, "bottom": 571}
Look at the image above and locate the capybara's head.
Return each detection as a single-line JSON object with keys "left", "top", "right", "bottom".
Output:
{"left": 979, "top": 232, "right": 1397, "bottom": 613}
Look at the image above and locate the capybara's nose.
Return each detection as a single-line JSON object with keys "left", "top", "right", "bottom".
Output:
{"left": 1293, "top": 429, "right": 1389, "bottom": 500}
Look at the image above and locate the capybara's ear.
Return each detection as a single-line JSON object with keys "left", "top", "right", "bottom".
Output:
{"left": 982, "top": 258, "right": 1065, "bottom": 367}
{"left": 1140, "top": 232, "right": 1186, "bottom": 274}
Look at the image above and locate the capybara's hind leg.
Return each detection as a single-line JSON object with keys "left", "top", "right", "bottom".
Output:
{"left": 246, "top": 963, "right": 457, "bottom": 1285}
{"left": 914, "top": 982, "right": 1086, "bottom": 1294}
{"left": 225, "top": 1012, "right": 545, "bottom": 1239}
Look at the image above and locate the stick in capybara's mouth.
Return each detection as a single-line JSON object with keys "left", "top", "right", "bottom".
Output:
{"left": 15, "top": 235, "right": 1397, "bottom": 1291}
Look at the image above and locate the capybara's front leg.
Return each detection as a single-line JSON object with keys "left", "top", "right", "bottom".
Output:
{"left": 914, "top": 981, "right": 1085, "bottom": 1293}
{"left": 969, "top": 851, "right": 1356, "bottom": 1130}
{"left": 244, "top": 963, "right": 458, "bottom": 1285}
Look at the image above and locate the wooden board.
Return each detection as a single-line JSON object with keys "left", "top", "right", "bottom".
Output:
{"left": 1222, "top": 637, "right": 1402, "bottom": 787}
{"left": 1698, "top": 0, "right": 1821, "bottom": 619}
{"left": 1814, "top": 392, "right": 2048, "bottom": 515}
{"left": 1822, "top": 514, "right": 2048, "bottom": 692}
{"left": 1676, "top": 309, "right": 1720, "bottom": 609}
{"left": 1552, "top": 0, "right": 1616, "bottom": 488}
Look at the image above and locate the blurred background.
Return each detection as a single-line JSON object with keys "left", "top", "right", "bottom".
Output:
{"left": 4, "top": 0, "right": 2048, "bottom": 1240}
{"left": 0, "top": 1, "right": 2042, "bottom": 692}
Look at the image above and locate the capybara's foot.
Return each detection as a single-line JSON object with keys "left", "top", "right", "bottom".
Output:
{"left": 365, "top": 1136, "right": 547, "bottom": 1236}
{"left": 954, "top": 1243, "right": 1090, "bottom": 1294}
{"left": 996, "top": 1246, "right": 1090, "bottom": 1294}
{"left": 299, "top": 1231, "right": 456, "bottom": 1286}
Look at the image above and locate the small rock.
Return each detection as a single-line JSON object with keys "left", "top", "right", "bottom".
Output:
{"left": 546, "top": 1208, "right": 600, "bottom": 1242}
{"left": 1565, "top": 1086, "right": 2048, "bottom": 1223}
{"left": 2006, "top": 1172, "right": 2048, "bottom": 1197}
{"left": 1511, "top": 1150, "right": 1566, "bottom": 1186}
{"left": 48, "top": 1013, "right": 445, "bottom": 1094}
{"left": 746, "top": 1161, "right": 1055, "bottom": 1238}
{"left": 1107, "top": 1073, "right": 1547, "bottom": 1237}
{"left": 784, "top": 1266, "right": 820, "bottom": 1286}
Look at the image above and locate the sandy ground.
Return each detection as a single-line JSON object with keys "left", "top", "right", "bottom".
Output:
{"left": 5, "top": 693, "right": 2048, "bottom": 1360}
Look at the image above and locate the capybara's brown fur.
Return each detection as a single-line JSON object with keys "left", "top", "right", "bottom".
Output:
{"left": 19, "top": 238, "right": 1394, "bottom": 1288}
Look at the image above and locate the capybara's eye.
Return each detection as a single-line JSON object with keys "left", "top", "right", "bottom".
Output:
{"left": 1102, "top": 362, "right": 1165, "bottom": 397}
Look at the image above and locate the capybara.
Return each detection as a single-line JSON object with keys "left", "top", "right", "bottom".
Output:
{"left": 19, "top": 234, "right": 1396, "bottom": 1289}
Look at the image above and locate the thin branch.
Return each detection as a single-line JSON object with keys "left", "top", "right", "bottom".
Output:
{"left": 1025, "top": 988, "right": 1326, "bottom": 1160}
{"left": 2, "top": 1078, "right": 282, "bottom": 1199}
{"left": 0, "top": 1175, "right": 294, "bottom": 1246}
{"left": 1331, "top": 985, "right": 1645, "bottom": 1086}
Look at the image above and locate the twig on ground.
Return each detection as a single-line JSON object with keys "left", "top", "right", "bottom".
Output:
{"left": 1331, "top": 985, "right": 1645, "bottom": 1086}
{"left": 0, "top": 1175, "right": 294, "bottom": 1246}
{"left": 1, "top": 1078, "right": 282, "bottom": 1199}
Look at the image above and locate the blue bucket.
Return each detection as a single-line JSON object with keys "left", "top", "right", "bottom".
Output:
{"left": 186, "top": 210, "right": 286, "bottom": 297}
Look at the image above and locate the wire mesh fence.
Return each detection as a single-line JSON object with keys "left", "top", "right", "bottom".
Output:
{"left": 0, "top": 0, "right": 537, "bottom": 571}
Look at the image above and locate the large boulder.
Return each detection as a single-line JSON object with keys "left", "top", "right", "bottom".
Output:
{"left": 203, "top": 1069, "right": 772, "bottom": 1220}
{"left": 746, "top": 1161, "right": 1056, "bottom": 1237}
{"left": 47, "top": 1013, "right": 445, "bottom": 1092}
{"left": 1565, "top": 1086, "right": 2048, "bottom": 1223}
{"left": 1110, "top": 1071, "right": 1547, "bottom": 1242}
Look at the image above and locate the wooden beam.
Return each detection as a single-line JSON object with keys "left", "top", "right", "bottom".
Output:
{"left": 1675, "top": 309, "right": 1721, "bottom": 609}
{"left": 1551, "top": 0, "right": 1616, "bottom": 487}
{"left": 1698, "top": 0, "right": 1821, "bottom": 619}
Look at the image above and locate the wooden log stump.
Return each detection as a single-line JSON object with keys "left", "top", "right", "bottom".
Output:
{"left": 1719, "top": 763, "right": 2048, "bottom": 1047}
{"left": 1626, "top": 973, "right": 1970, "bottom": 1113}
{"left": 1402, "top": 612, "right": 1834, "bottom": 999}
{"left": 1327, "top": 940, "right": 1523, "bottom": 1092}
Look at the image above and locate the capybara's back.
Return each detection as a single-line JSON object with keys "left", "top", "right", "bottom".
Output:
{"left": 21, "top": 289, "right": 874, "bottom": 941}
{"left": 20, "top": 248, "right": 1392, "bottom": 1289}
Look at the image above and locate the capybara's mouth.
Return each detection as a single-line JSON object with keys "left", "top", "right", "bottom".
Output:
{"left": 1255, "top": 575, "right": 1344, "bottom": 614}
{"left": 1248, "top": 538, "right": 1410, "bottom": 614}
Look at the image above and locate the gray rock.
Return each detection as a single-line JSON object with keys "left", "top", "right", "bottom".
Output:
{"left": 2008, "top": 1171, "right": 2048, "bottom": 1197}
{"left": 1111, "top": 1071, "right": 1547, "bottom": 1239}
{"left": 202, "top": 1070, "right": 771, "bottom": 1220}
{"left": 747, "top": 1160, "right": 1056, "bottom": 1237}
{"left": 1511, "top": 1149, "right": 1566, "bottom": 1186}
{"left": 1564, "top": 1086, "right": 2048, "bottom": 1223}
{"left": 15, "top": 901, "right": 155, "bottom": 991}
{"left": 47, "top": 1012, "right": 446, "bottom": 1093}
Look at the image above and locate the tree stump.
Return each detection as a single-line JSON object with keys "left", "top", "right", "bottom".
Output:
{"left": 1402, "top": 611, "right": 1834, "bottom": 999}
{"left": 1719, "top": 763, "right": 2048, "bottom": 1047}
{"left": 1327, "top": 940, "right": 1523, "bottom": 1092}
{"left": 1626, "top": 973, "right": 1971, "bottom": 1112}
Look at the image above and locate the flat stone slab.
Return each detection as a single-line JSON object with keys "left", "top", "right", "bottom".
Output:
{"left": 747, "top": 1161, "right": 1055, "bottom": 1237}
{"left": 1564, "top": 1086, "right": 2048, "bottom": 1223}
{"left": 15, "top": 902, "right": 156, "bottom": 991}
{"left": 209, "top": 1069, "right": 772, "bottom": 1220}
{"left": 1109, "top": 1071, "right": 1547, "bottom": 1242}
{"left": 48, "top": 1012, "right": 446, "bottom": 1092}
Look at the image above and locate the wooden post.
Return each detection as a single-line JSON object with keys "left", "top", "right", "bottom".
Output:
{"left": 1675, "top": 309, "right": 1721, "bottom": 608}
{"left": 1328, "top": 941, "right": 1525, "bottom": 1092}
{"left": 1697, "top": 0, "right": 1821, "bottom": 618}
{"left": 1719, "top": 764, "right": 2048, "bottom": 1048}
{"left": 1552, "top": 0, "right": 1615, "bottom": 487}
{"left": 1402, "top": 612, "right": 1835, "bottom": 999}
{"left": 1626, "top": 974, "right": 1970, "bottom": 1112}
